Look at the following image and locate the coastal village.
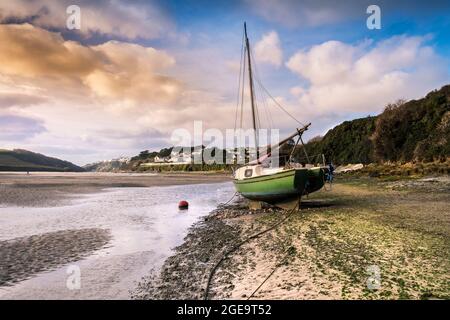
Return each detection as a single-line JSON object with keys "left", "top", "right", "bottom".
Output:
{"left": 138, "top": 146, "right": 258, "bottom": 167}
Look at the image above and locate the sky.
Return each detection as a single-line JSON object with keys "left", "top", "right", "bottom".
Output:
{"left": 0, "top": 0, "right": 449, "bottom": 165}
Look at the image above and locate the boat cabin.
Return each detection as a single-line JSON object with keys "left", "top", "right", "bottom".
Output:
{"left": 234, "top": 165, "right": 287, "bottom": 180}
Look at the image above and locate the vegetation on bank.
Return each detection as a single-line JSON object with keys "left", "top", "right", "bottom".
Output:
{"left": 343, "top": 159, "right": 450, "bottom": 178}
{"left": 0, "top": 149, "right": 84, "bottom": 172}
{"left": 299, "top": 116, "right": 377, "bottom": 165}
{"left": 134, "top": 159, "right": 450, "bottom": 177}
{"left": 297, "top": 85, "right": 450, "bottom": 165}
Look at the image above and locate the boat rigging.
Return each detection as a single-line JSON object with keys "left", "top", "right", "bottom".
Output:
{"left": 232, "top": 23, "right": 330, "bottom": 208}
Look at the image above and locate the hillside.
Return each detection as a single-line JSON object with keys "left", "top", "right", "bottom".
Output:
{"left": 0, "top": 149, "right": 85, "bottom": 172}
{"left": 83, "top": 157, "right": 130, "bottom": 172}
{"left": 301, "top": 116, "right": 376, "bottom": 165}
{"left": 297, "top": 84, "right": 450, "bottom": 165}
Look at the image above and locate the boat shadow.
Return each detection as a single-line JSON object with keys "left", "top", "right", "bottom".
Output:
{"left": 299, "top": 199, "right": 341, "bottom": 209}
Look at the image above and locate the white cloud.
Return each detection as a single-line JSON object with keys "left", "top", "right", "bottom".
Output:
{"left": 287, "top": 40, "right": 364, "bottom": 85}
{"left": 0, "top": 92, "right": 47, "bottom": 109}
{"left": 0, "top": 114, "right": 46, "bottom": 141}
{"left": 289, "top": 86, "right": 305, "bottom": 97}
{"left": 87, "top": 41, "right": 181, "bottom": 106}
{"left": 286, "top": 36, "right": 449, "bottom": 115}
{"left": 254, "top": 31, "right": 283, "bottom": 67}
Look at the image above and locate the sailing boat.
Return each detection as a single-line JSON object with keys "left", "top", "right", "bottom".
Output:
{"left": 233, "top": 23, "right": 329, "bottom": 207}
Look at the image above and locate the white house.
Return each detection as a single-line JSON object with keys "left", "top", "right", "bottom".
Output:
{"left": 154, "top": 156, "right": 169, "bottom": 163}
{"left": 169, "top": 151, "right": 192, "bottom": 164}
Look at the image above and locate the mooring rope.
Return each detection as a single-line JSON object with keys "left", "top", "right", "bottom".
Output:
{"left": 246, "top": 246, "right": 296, "bottom": 300}
{"left": 220, "top": 191, "right": 239, "bottom": 207}
{"left": 203, "top": 201, "right": 299, "bottom": 300}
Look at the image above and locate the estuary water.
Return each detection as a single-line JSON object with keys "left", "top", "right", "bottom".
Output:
{"left": 0, "top": 182, "right": 234, "bottom": 299}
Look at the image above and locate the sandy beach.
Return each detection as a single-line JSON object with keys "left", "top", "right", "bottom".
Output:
{"left": 133, "top": 175, "right": 450, "bottom": 300}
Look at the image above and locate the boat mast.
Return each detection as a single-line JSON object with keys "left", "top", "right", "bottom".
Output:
{"left": 244, "top": 22, "right": 259, "bottom": 160}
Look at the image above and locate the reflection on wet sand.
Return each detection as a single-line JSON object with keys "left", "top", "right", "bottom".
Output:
{"left": 0, "top": 228, "right": 111, "bottom": 286}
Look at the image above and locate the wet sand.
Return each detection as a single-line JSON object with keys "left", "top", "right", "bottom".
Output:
{"left": 2, "top": 171, "right": 448, "bottom": 299}
{"left": 0, "top": 229, "right": 111, "bottom": 287}
{"left": 133, "top": 175, "right": 450, "bottom": 300}
{"left": 0, "top": 172, "right": 231, "bottom": 207}
{"left": 0, "top": 172, "right": 233, "bottom": 299}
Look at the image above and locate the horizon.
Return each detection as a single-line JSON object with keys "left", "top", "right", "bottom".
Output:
{"left": 1, "top": 1, "right": 450, "bottom": 166}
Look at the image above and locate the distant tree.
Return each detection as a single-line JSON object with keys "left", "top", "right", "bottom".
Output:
{"left": 371, "top": 86, "right": 449, "bottom": 162}
{"left": 158, "top": 147, "right": 173, "bottom": 158}
{"left": 371, "top": 100, "right": 406, "bottom": 162}
{"left": 307, "top": 135, "right": 323, "bottom": 143}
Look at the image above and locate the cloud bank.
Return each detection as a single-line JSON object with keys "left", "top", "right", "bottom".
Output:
{"left": 0, "top": 24, "right": 181, "bottom": 107}
{"left": 286, "top": 36, "right": 448, "bottom": 116}
{"left": 0, "top": 115, "right": 46, "bottom": 141}
{"left": 254, "top": 31, "right": 283, "bottom": 67}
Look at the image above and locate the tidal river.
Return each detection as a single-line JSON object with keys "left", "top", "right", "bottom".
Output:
{"left": 0, "top": 182, "right": 234, "bottom": 299}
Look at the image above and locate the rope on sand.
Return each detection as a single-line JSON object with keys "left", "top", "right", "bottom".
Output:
{"left": 246, "top": 248, "right": 293, "bottom": 300}
{"left": 203, "top": 201, "right": 299, "bottom": 300}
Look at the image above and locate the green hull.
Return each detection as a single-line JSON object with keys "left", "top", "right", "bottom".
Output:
{"left": 233, "top": 167, "right": 326, "bottom": 202}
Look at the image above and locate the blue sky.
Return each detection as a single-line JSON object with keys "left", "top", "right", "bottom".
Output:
{"left": 0, "top": 0, "right": 449, "bottom": 164}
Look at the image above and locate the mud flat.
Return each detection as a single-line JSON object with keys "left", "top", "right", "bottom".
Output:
{"left": 133, "top": 175, "right": 450, "bottom": 300}
{"left": 0, "top": 229, "right": 111, "bottom": 287}
{"left": 0, "top": 172, "right": 231, "bottom": 207}
{"left": 0, "top": 178, "right": 234, "bottom": 299}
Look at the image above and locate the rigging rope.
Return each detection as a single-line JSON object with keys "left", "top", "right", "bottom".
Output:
{"left": 248, "top": 42, "right": 305, "bottom": 129}
{"left": 221, "top": 191, "right": 239, "bottom": 206}
{"left": 253, "top": 61, "right": 273, "bottom": 130}
{"left": 249, "top": 48, "right": 263, "bottom": 131}
{"left": 255, "top": 77, "right": 306, "bottom": 128}
{"left": 234, "top": 29, "right": 245, "bottom": 132}
{"left": 250, "top": 49, "right": 274, "bottom": 130}
{"left": 240, "top": 46, "right": 246, "bottom": 130}
{"left": 299, "top": 135, "right": 310, "bottom": 163}
{"left": 258, "top": 80, "right": 275, "bottom": 129}
{"left": 235, "top": 25, "right": 307, "bottom": 152}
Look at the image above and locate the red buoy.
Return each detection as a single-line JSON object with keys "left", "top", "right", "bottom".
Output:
{"left": 178, "top": 200, "right": 189, "bottom": 210}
